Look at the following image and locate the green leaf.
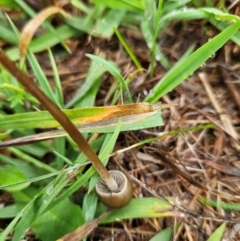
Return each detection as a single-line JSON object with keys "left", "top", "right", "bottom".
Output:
{"left": 0, "top": 165, "right": 29, "bottom": 192}
{"left": 145, "top": 21, "right": 240, "bottom": 103}
{"left": 11, "top": 172, "right": 69, "bottom": 241}
{"left": 98, "top": 197, "right": 173, "bottom": 223}
{"left": 82, "top": 191, "right": 98, "bottom": 222}
{"left": 32, "top": 198, "right": 85, "bottom": 241}
{"left": 90, "top": 0, "right": 144, "bottom": 12}
{"left": 0, "top": 205, "right": 19, "bottom": 219}
{"left": 199, "top": 197, "right": 240, "bottom": 210}
{"left": 86, "top": 54, "right": 132, "bottom": 102}
{"left": 65, "top": 60, "right": 106, "bottom": 108}
{"left": 114, "top": 28, "right": 143, "bottom": 71}
{"left": 95, "top": 9, "right": 125, "bottom": 38}
{"left": 27, "top": 51, "right": 58, "bottom": 105}
{"left": 207, "top": 223, "right": 226, "bottom": 241}
{"left": 150, "top": 227, "right": 172, "bottom": 241}
{"left": 0, "top": 0, "right": 19, "bottom": 8}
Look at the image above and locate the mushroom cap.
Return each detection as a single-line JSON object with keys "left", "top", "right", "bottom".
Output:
{"left": 95, "top": 170, "right": 133, "bottom": 208}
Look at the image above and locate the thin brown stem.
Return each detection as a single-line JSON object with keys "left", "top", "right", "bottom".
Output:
{"left": 0, "top": 50, "right": 118, "bottom": 192}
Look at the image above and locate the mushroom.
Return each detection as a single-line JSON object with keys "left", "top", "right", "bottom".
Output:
{"left": 96, "top": 170, "right": 133, "bottom": 208}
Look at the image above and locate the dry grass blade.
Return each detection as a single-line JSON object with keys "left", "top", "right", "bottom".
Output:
{"left": 57, "top": 212, "right": 109, "bottom": 241}
{"left": 146, "top": 151, "right": 208, "bottom": 192}
{"left": 19, "top": 6, "right": 72, "bottom": 58}
{"left": 198, "top": 72, "right": 240, "bottom": 150}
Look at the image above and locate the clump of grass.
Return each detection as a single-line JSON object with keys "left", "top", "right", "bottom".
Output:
{"left": 0, "top": 1, "right": 240, "bottom": 241}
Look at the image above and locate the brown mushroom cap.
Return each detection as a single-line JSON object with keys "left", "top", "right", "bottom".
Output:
{"left": 95, "top": 170, "right": 133, "bottom": 208}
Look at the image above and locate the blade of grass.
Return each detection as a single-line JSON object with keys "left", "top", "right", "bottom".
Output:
{"left": 47, "top": 48, "right": 65, "bottom": 168}
{"left": 0, "top": 24, "right": 18, "bottom": 44}
{"left": 86, "top": 54, "right": 132, "bottom": 103}
{"left": 150, "top": 0, "right": 163, "bottom": 76}
{"left": 12, "top": 172, "right": 69, "bottom": 241}
{"left": 95, "top": 9, "right": 125, "bottom": 38}
{"left": 26, "top": 51, "right": 58, "bottom": 105}
{"left": 65, "top": 60, "right": 106, "bottom": 108}
{"left": 207, "top": 223, "right": 226, "bottom": 241}
{"left": 150, "top": 227, "right": 172, "bottom": 241}
{"left": 0, "top": 162, "right": 89, "bottom": 190}
{"left": 70, "top": 0, "right": 91, "bottom": 14}
{"left": 48, "top": 48, "right": 64, "bottom": 107}
{"left": 142, "top": 0, "right": 165, "bottom": 75}
{"left": 199, "top": 197, "right": 240, "bottom": 210}
{"left": 0, "top": 103, "right": 163, "bottom": 130}
{"left": 141, "top": 18, "right": 171, "bottom": 70}
{"left": 145, "top": 21, "right": 240, "bottom": 103}
{"left": 114, "top": 27, "right": 143, "bottom": 72}
{"left": 0, "top": 110, "right": 163, "bottom": 148}
{"left": 98, "top": 197, "right": 173, "bottom": 223}
{"left": 0, "top": 171, "right": 68, "bottom": 241}
{"left": 90, "top": 0, "right": 144, "bottom": 12}
{"left": 9, "top": 147, "right": 56, "bottom": 173}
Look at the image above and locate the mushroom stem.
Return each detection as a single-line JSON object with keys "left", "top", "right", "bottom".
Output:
{"left": 0, "top": 50, "right": 118, "bottom": 192}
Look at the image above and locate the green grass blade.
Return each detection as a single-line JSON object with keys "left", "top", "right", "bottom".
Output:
{"left": 9, "top": 147, "right": 56, "bottom": 173}
{"left": 12, "top": 172, "right": 69, "bottom": 241}
{"left": 95, "top": 9, "right": 125, "bottom": 38}
{"left": 0, "top": 162, "right": 89, "bottom": 190}
{"left": 90, "top": 0, "right": 144, "bottom": 12}
{"left": 47, "top": 49, "right": 64, "bottom": 107}
{"left": 65, "top": 60, "right": 106, "bottom": 108}
{"left": 150, "top": 227, "right": 172, "bottom": 241}
{"left": 158, "top": 8, "right": 207, "bottom": 34}
{"left": 0, "top": 204, "right": 19, "bottom": 219}
{"left": 210, "top": 18, "right": 240, "bottom": 45}
{"left": 150, "top": 0, "right": 163, "bottom": 76}
{"left": 145, "top": 21, "right": 240, "bottom": 103}
{"left": 31, "top": 198, "right": 85, "bottom": 241}
{"left": 26, "top": 51, "right": 58, "bottom": 105}
{"left": 141, "top": 18, "right": 171, "bottom": 70}
{"left": 207, "top": 223, "right": 226, "bottom": 241}
{"left": 199, "top": 197, "right": 240, "bottom": 210}
{"left": 82, "top": 191, "right": 98, "bottom": 222}
{"left": 86, "top": 54, "right": 132, "bottom": 103}
{"left": 98, "top": 197, "right": 173, "bottom": 223}
{"left": 0, "top": 104, "right": 160, "bottom": 130}
{"left": 0, "top": 24, "right": 18, "bottom": 44}
{"left": 114, "top": 27, "right": 143, "bottom": 72}
{"left": 70, "top": 0, "right": 91, "bottom": 14}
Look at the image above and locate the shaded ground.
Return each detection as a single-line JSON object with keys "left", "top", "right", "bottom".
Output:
{"left": 1, "top": 2, "right": 240, "bottom": 241}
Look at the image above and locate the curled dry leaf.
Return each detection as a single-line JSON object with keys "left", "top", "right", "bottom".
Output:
{"left": 19, "top": 6, "right": 72, "bottom": 58}
{"left": 57, "top": 212, "right": 109, "bottom": 241}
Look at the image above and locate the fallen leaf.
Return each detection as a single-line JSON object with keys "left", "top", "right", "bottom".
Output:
{"left": 57, "top": 212, "right": 109, "bottom": 241}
